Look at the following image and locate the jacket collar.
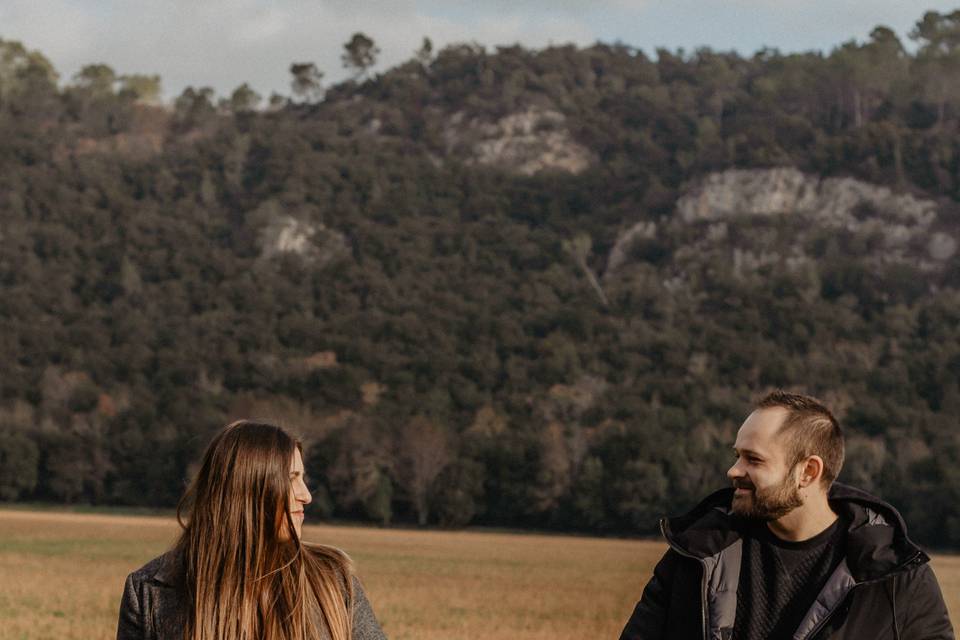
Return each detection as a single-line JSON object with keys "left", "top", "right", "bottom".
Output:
{"left": 152, "top": 549, "right": 186, "bottom": 587}
{"left": 661, "top": 482, "right": 927, "bottom": 582}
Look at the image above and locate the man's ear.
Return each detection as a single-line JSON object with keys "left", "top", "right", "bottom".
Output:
{"left": 798, "top": 455, "right": 824, "bottom": 488}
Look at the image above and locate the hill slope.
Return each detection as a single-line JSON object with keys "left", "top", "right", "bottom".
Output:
{"left": 0, "top": 29, "right": 959, "bottom": 545}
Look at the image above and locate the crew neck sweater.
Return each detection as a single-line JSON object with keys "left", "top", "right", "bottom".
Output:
{"left": 732, "top": 516, "right": 847, "bottom": 640}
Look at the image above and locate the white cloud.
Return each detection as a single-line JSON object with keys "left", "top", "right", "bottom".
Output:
{"left": 716, "top": 0, "right": 957, "bottom": 45}
{"left": 0, "top": 0, "right": 100, "bottom": 81}
{"left": 231, "top": 7, "right": 291, "bottom": 46}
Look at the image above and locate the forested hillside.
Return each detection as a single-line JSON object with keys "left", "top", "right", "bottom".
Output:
{"left": 1, "top": 11, "right": 959, "bottom": 546}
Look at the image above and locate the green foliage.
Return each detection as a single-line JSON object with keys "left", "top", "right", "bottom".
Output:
{"left": 72, "top": 64, "right": 117, "bottom": 95}
{"left": 342, "top": 32, "right": 379, "bottom": 80}
{"left": 226, "top": 83, "right": 261, "bottom": 113}
{"left": 0, "top": 38, "right": 58, "bottom": 93}
{"left": 569, "top": 456, "right": 607, "bottom": 529}
{"left": 434, "top": 459, "right": 485, "bottom": 527}
{"left": 0, "top": 427, "right": 39, "bottom": 500}
{"left": 289, "top": 63, "right": 324, "bottom": 103}
{"left": 613, "top": 460, "right": 668, "bottom": 529}
{"left": 365, "top": 472, "right": 394, "bottom": 525}
{"left": 1, "top": 13, "right": 960, "bottom": 548}
{"left": 118, "top": 74, "right": 162, "bottom": 103}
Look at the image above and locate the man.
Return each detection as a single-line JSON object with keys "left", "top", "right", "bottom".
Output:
{"left": 619, "top": 390, "right": 954, "bottom": 640}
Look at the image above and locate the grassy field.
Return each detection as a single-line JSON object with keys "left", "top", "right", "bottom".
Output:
{"left": 0, "top": 509, "right": 956, "bottom": 640}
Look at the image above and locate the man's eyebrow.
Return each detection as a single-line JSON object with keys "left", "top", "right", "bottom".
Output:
{"left": 734, "top": 448, "right": 765, "bottom": 458}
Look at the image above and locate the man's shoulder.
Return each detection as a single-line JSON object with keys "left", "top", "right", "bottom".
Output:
{"left": 894, "top": 561, "right": 943, "bottom": 592}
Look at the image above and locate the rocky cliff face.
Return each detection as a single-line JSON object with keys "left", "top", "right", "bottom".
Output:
{"left": 607, "top": 168, "right": 956, "bottom": 278}
{"left": 676, "top": 168, "right": 938, "bottom": 229}
{"left": 257, "top": 213, "right": 349, "bottom": 266}
{"left": 445, "top": 106, "right": 595, "bottom": 175}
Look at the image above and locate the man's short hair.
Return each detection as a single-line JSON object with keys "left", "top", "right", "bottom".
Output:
{"left": 755, "top": 390, "right": 844, "bottom": 486}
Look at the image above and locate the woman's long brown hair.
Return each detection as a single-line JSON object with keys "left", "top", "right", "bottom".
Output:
{"left": 173, "top": 420, "right": 353, "bottom": 640}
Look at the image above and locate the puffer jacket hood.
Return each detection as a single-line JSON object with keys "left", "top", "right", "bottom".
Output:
{"left": 620, "top": 482, "right": 954, "bottom": 640}
{"left": 661, "top": 482, "right": 926, "bottom": 583}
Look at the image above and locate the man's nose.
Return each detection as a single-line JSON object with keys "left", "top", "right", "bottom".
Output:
{"left": 727, "top": 459, "right": 745, "bottom": 481}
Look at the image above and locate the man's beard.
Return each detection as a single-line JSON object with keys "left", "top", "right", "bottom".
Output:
{"left": 730, "top": 469, "right": 803, "bottom": 521}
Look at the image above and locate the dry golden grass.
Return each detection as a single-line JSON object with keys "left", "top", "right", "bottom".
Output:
{"left": 0, "top": 509, "right": 956, "bottom": 640}
{"left": 0, "top": 509, "right": 648, "bottom": 640}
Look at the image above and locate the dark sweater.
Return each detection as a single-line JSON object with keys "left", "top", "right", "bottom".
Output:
{"left": 733, "top": 517, "right": 846, "bottom": 640}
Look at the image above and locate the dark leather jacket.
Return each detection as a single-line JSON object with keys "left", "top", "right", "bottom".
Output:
{"left": 115, "top": 550, "right": 387, "bottom": 640}
{"left": 619, "top": 483, "right": 954, "bottom": 640}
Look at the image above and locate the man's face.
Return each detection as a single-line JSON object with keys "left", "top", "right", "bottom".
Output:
{"left": 727, "top": 407, "right": 803, "bottom": 521}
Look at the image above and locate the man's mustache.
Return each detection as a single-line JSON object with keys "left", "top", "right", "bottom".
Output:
{"left": 732, "top": 479, "right": 755, "bottom": 490}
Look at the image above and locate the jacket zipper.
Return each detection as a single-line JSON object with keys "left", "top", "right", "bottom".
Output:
{"left": 660, "top": 519, "right": 709, "bottom": 640}
{"left": 799, "top": 550, "right": 925, "bottom": 640}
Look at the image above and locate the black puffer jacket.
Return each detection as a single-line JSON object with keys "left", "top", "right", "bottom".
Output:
{"left": 619, "top": 483, "right": 954, "bottom": 640}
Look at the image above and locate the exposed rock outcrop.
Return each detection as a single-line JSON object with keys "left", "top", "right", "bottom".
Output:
{"left": 606, "top": 168, "right": 952, "bottom": 278}
{"left": 929, "top": 232, "right": 958, "bottom": 261}
{"left": 260, "top": 216, "right": 315, "bottom": 256}
{"left": 445, "top": 107, "right": 594, "bottom": 175}
{"left": 257, "top": 213, "right": 350, "bottom": 266}
{"left": 676, "top": 167, "right": 937, "bottom": 228}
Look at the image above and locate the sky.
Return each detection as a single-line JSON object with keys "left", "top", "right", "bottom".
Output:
{"left": 1, "top": 1, "right": 958, "bottom": 101}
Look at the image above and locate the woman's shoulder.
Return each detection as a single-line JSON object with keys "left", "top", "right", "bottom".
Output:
{"left": 119, "top": 549, "right": 190, "bottom": 639}
{"left": 303, "top": 544, "right": 351, "bottom": 586}
{"left": 347, "top": 574, "right": 386, "bottom": 639}
{"left": 128, "top": 548, "right": 185, "bottom": 588}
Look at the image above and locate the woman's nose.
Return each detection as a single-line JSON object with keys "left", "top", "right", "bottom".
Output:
{"left": 296, "top": 482, "right": 312, "bottom": 505}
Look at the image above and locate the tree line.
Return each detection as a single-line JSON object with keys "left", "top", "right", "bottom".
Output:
{"left": 0, "top": 10, "right": 959, "bottom": 547}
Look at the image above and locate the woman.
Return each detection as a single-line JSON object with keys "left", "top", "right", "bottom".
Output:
{"left": 116, "top": 420, "right": 386, "bottom": 640}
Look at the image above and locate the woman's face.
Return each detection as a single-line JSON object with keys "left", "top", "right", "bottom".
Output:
{"left": 281, "top": 448, "right": 312, "bottom": 540}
